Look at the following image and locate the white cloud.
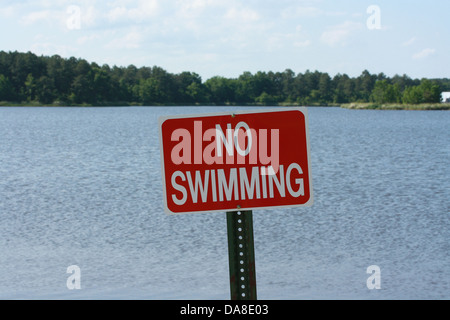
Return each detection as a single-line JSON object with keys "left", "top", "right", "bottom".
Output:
{"left": 281, "top": 4, "right": 346, "bottom": 20}
{"left": 17, "top": 3, "right": 99, "bottom": 29}
{"left": 107, "top": 6, "right": 128, "bottom": 21}
{"left": 30, "top": 42, "right": 77, "bottom": 57}
{"left": 170, "top": 0, "right": 218, "bottom": 34}
{"left": 2, "top": 0, "right": 447, "bottom": 81}
{"left": 412, "top": 48, "right": 436, "bottom": 60}
{"left": 281, "top": 6, "right": 322, "bottom": 19}
{"left": 81, "top": 6, "right": 99, "bottom": 28}
{"left": 106, "top": 30, "right": 144, "bottom": 49}
{"left": 294, "top": 40, "right": 311, "bottom": 48}
{"left": 224, "top": 6, "right": 260, "bottom": 23}
{"left": 402, "top": 37, "right": 417, "bottom": 47}
{"left": 0, "top": 5, "right": 14, "bottom": 17}
{"left": 77, "top": 34, "right": 101, "bottom": 45}
{"left": 265, "top": 23, "right": 311, "bottom": 51}
{"left": 107, "top": 0, "right": 159, "bottom": 22}
{"left": 189, "top": 3, "right": 267, "bottom": 51}
{"left": 320, "top": 21, "right": 363, "bottom": 47}
{"left": 20, "top": 10, "right": 54, "bottom": 25}
{"left": 176, "top": 0, "right": 218, "bottom": 14}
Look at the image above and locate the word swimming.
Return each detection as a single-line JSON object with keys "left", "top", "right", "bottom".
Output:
{"left": 171, "top": 164, "right": 305, "bottom": 205}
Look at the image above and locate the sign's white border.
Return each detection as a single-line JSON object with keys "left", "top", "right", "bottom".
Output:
{"left": 158, "top": 107, "right": 314, "bottom": 215}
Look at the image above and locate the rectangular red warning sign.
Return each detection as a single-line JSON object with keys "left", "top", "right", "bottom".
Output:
{"left": 158, "top": 108, "right": 313, "bottom": 215}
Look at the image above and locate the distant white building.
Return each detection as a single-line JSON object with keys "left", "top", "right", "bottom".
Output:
{"left": 442, "top": 92, "right": 450, "bottom": 103}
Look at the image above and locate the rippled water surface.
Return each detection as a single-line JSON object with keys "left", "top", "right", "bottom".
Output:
{"left": 0, "top": 106, "right": 448, "bottom": 300}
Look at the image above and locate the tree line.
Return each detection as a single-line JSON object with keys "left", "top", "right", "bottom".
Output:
{"left": 0, "top": 51, "right": 449, "bottom": 106}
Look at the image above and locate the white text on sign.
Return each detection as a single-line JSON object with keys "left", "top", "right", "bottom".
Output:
{"left": 170, "top": 121, "right": 305, "bottom": 206}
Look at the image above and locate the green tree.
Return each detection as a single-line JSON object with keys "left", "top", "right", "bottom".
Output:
{"left": 370, "top": 80, "right": 401, "bottom": 104}
{"left": 148, "top": 66, "right": 176, "bottom": 103}
{"left": 139, "top": 78, "right": 160, "bottom": 104}
{"left": 332, "top": 73, "right": 354, "bottom": 103}
{"left": 252, "top": 71, "right": 275, "bottom": 99}
{"left": 0, "top": 74, "right": 14, "bottom": 101}
{"left": 354, "top": 70, "right": 377, "bottom": 102}
{"left": 402, "top": 79, "right": 441, "bottom": 104}
{"left": 71, "top": 74, "right": 94, "bottom": 104}
{"left": 280, "top": 69, "right": 295, "bottom": 101}
{"left": 24, "top": 73, "right": 37, "bottom": 101}
{"left": 391, "top": 74, "right": 417, "bottom": 92}
{"left": 205, "top": 76, "right": 236, "bottom": 104}
{"left": 93, "top": 67, "right": 114, "bottom": 103}
{"left": 2, "top": 50, "right": 450, "bottom": 107}
{"left": 236, "top": 71, "right": 256, "bottom": 103}
{"left": 419, "top": 79, "right": 441, "bottom": 103}
{"left": 186, "top": 82, "right": 208, "bottom": 103}
{"left": 175, "top": 72, "right": 206, "bottom": 103}
{"left": 402, "top": 86, "right": 423, "bottom": 104}
{"left": 318, "top": 73, "right": 332, "bottom": 102}
{"left": 35, "top": 76, "right": 56, "bottom": 104}
{"left": 255, "top": 92, "right": 278, "bottom": 106}
{"left": 46, "top": 55, "right": 72, "bottom": 102}
{"left": 308, "top": 89, "right": 321, "bottom": 104}
{"left": 303, "top": 70, "right": 320, "bottom": 97}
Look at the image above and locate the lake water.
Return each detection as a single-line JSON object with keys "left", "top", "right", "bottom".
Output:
{"left": 0, "top": 106, "right": 448, "bottom": 300}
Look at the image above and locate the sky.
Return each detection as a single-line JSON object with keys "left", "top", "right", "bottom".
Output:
{"left": 1, "top": 0, "right": 449, "bottom": 80}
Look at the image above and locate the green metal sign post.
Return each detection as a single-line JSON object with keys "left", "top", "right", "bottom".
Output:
{"left": 226, "top": 211, "right": 257, "bottom": 300}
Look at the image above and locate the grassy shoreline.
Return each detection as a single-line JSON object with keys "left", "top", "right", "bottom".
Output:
{"left": 0, "top": 101, "right": 338, "bottom": 108}
{"left": 340, "top": 102, "right": 450, "bottom": 111}
{"left": 1, "top": 101, "right": 449, "bottom": 110}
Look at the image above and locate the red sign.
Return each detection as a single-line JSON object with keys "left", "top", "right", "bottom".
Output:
{"left": 159, "top": 108, "right": 313, "bottom": 215}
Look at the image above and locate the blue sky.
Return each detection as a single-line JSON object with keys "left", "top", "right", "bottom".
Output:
{"left": 1, "top": 0, "right": 449, "bottom": 80}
